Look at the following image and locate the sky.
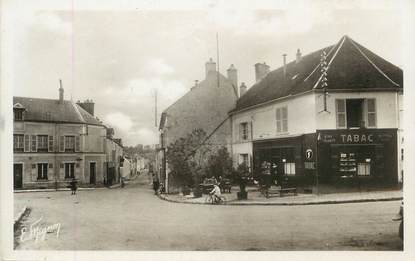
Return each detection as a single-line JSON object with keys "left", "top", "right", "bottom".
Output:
{"left": 4, "top": 0, "right": 406, "bottom": 146}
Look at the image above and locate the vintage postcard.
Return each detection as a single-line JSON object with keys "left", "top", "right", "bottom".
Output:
{"left": 1, "top": 0, "right": 414, "bottom": 260}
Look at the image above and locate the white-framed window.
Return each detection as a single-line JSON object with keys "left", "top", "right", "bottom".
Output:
{"left": 14, "top": 110, "right": 24, "bottom": 121}
{"left": 276, "top": 107, "right": 288, "bottom": 133}
{"left": 37, "top": 135, "right": 48, "bottom": 152}
{"left": 239, "top": 122, "right": 251, "bottom": 141}
{"left": 13, "top": 134, "right": 24, "bottom": 152}
{"left": 65, "top": 136, "right": 75, "bottom": 152}
{"left": 37, "top": 163, "right": 48, "bottom": 180}
{"left": 284, "top": 162, "right": 296, "bottom": 175}
{"left": 357, "top": 163, "right": 370, "bottom": 176}
{"left": 239, "top": 154, "right": 249, "bottom": 167}
{"left": 64, "top": 162, "right": 75, "bottom": 179}
{"left": 336, "top": 98, "right": 377, "bottom": 129}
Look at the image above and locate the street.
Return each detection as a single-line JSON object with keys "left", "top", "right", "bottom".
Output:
{"left": 14, "top": 174, "right": 403, "bottom": 251}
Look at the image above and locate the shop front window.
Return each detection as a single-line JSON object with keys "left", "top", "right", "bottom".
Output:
{"left": 357, "top": 163, "right": 370, "bottom": 176}
{"left": 284, "top": 162, "right": 296, "bottom": 175}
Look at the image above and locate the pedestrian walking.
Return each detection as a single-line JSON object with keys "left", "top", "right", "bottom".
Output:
{"left": 152, "top": 174, "right": 160, "bottom": 195}
{"left": 70, "top": 178, "right": 78, "bottom": 195}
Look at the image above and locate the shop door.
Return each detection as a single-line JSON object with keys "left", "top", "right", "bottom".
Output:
{"left": 14, "top": 164, "right": 23, "bottom": 189}
{"left": 90, "top": 162, "right": 96, "bottom": 184}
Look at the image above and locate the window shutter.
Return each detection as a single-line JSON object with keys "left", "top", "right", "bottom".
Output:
{"left": 336, "top": 99, "right": 346, "bottom": 128}
{"left": 31, "top": 135, "right": 37, "bottom": 152}
{"left": 238, "top": 123, "right": 243, "bottom": 142}
{"left": 367, "top": 99, "right": 376, "bottom": 127}
{"left": 282, "top": 107, "right": 288, "bottom": 132}
{"left": 75, "top": 136, "right": 80, "bottom": 152}
{"left": 48, "top": 136, "right": 54, "bottom": 152}
{"left": 276, "top": 108, "right": 281, "bottom": 132}
{"left": 249, "top": 122, "right": 253, "bottom": 140}
{"left": 249, "top": 154, "right": 253, "bottom": 173}
{"left": 24, "top": 134, "right": 30, "bottom": 152}
{"left": 59, "top": 136, "right": 65, "bottom": 152}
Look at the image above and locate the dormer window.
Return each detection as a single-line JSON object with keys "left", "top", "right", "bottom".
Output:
{"left": 14, "top": 110, "right": 23, "bottom": 120}
{"left": 13, "top": 103, "right": 25, "bottom": 121}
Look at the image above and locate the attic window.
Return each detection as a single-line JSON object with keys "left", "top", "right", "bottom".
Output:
{"left": 14, "top": 110, "right": 24, "bottom": 121}
{"left": 291, "top": 74, "right": 299, "bottom": 80}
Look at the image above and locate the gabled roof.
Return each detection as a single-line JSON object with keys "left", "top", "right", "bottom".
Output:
{"left": 13, "top": 96, "right": 103, "bottom": 126}
{"left": 159, "top": 71, "right": 237, "bottom": 130}
{"left": 234, "top": 35, "right": 403, "bottom": 112}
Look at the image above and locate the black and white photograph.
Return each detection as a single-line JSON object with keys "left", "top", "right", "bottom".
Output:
{"left": 1, "top": 0, "right": 415, "bottom": 260}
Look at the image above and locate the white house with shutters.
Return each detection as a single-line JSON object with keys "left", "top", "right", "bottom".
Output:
{"left": 13, "top": 87, "right": 122, "bottom": 190}
{"left": 230, "top": 35, "right": 403, "bottom": 190}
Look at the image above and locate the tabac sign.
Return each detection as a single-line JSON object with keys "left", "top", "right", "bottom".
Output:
{"left": 317, "top": 130, "right": 395, "bottom": 144}
{"left": 340, "top": 134, "right": 374, "bottom": 143}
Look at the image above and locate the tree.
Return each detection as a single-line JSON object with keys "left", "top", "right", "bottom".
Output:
{"left": 166, "top": 129, "right": 211, "bottom": 188}
{"left": 205, "top": 147, "right": 233, "bottom": 179}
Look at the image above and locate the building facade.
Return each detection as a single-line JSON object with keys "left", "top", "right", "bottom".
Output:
{"left": 158, "top": 58, "right": 240, "bottom": 192}
{"left": 13, "top": 88, "right": 124, "bottom": 189}
{"left": 104, "top": 130, "right": 124, "bottom": 186}
{"left": 230, "top": 35, "right": 403, "bottom": 192}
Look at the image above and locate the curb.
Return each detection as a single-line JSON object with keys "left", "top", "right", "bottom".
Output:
{"left": 14, "top": 187, "right": 105, "bottom": 193}
{"left": 14, "top": 206, "right": 28, "bottom": 225}
{"left": 157, "top": 194, "right": 403, "bottom": 206}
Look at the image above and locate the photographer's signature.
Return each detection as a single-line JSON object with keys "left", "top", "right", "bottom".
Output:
{"left": 20, "top": 216, "right": 61, "bottom": 243}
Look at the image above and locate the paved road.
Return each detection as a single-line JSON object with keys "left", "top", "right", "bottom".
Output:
{"left": 14, "top": 174, "right": 403, "bottom": 250}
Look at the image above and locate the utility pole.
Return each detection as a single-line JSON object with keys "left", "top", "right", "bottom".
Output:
{"left": 216, "top": 32, "right": 220, "bottom": 88}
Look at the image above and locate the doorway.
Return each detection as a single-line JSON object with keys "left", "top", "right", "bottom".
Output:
{"left": 14, "top": 163, "right": 23, "bottom": 189}
{"left": 90, "top": 162, "right": 96, "bottom": 184}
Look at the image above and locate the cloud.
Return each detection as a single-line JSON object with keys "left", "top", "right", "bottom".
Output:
{"left": 104, "top": 112, "right": 133, "bottom": 132}
{"left": 144, "top": 58, "right": 175, "bottom": 75}
{"left": 104, "top": 78, "right": 188, "bottom": 108}
{"left": 205, "top": 7, "right": 333, "bottom": 36}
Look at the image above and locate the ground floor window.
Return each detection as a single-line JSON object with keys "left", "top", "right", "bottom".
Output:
{"left": 284, "top": 162, "right": 296, "bottom": 175}
{"left": 65, "top": 163, "right": 75, "bottom": 179}
{"left": 37, "top": 163, "right": 48, "bottom": 180}
{"left": 357, "top": 163, "right": 371, "bottom": 176}
{"left": 239, "top": 154, "right": 249, "bottom": 167}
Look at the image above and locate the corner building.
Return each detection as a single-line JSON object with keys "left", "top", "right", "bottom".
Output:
{"left": 230, "top": 35, "right": 403, "bottom": 192}
{"left": 13, "top": 88, "right": 122, "bottom": 189}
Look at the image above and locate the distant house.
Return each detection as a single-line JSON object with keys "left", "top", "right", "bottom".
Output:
{"left": 158, "top": 58, "right": 240, "bottom": 192}
{"left": 230, "top": 35, "right": 403, "bottom": 191}
{"left": 13, "top": 86, "right": 124, "bottom": 190}
{"left": 104, "top": 128, "right": 124, "bottom": 186}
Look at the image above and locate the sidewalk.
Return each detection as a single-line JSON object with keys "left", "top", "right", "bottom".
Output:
{"left": 158, "top": 187, "right": 403, "bottom": 206}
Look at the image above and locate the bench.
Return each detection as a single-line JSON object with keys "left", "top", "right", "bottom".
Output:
{"left": 265, "top": 187, "right": 297, "bottom": 198}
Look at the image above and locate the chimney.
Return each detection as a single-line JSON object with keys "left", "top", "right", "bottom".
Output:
{"left": 191, "top": 80, "right": 199, "bottom": 90}
{"left": 283, "top": 54, "right": 287, "bottom": 78}
{"left": 76, "top": 99, "right": 95, "bottom": 115}
{"left": 205, "top": 58, "right": 216, "bottom": 77}
{"left": 59, "top": 79, "right": 64, "bottom": 103}
{"left": 255, "top": 62, "right": 270, "bottom": 82}
{"left": 296, "top": 49, "right": 302, "bottom": 64}
{"left": 239, "top": 82, "right": 247, "bottom": 97}
{"left": 227, "top": 64, "right": 238, "bottom": 87}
